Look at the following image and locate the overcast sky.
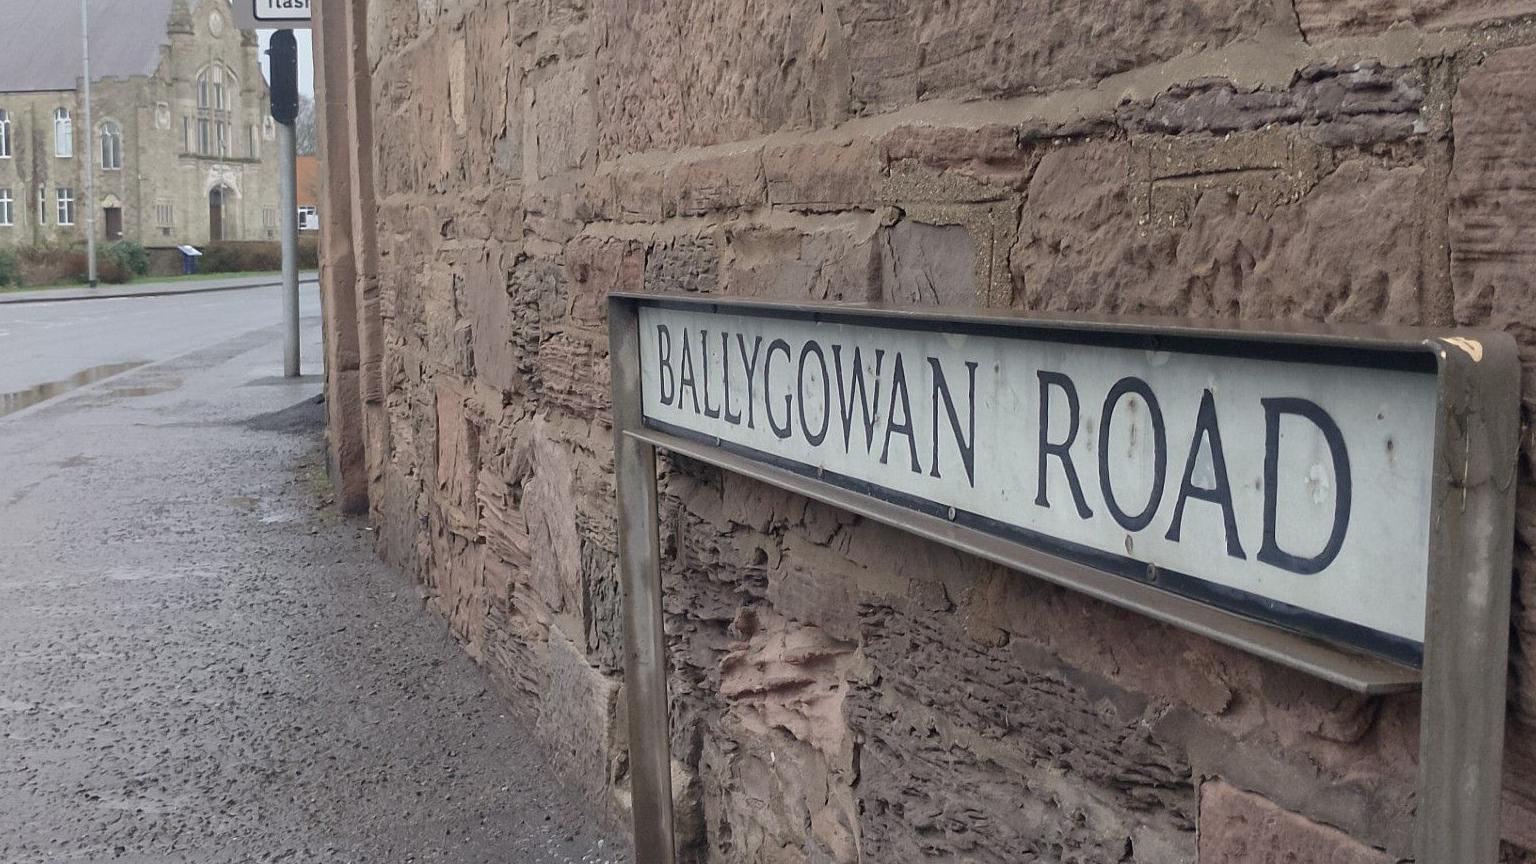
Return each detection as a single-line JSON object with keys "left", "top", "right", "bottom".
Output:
{"left": 256, "top": 28, "right": 315, "bottom": 98}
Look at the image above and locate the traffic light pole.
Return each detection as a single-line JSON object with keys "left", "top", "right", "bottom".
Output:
{"left": 268, "top": 30, "right": 300, "bottom": 378}
{"left": 278, "top": 105, "right": 298, "bottom": 377}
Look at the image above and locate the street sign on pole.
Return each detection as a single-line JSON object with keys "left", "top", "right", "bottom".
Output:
{"left": 232, "top": 0, "right": 312, "bottom": 30}
{"left": 609, "top": 294, "right": 1521, "bottom": 864}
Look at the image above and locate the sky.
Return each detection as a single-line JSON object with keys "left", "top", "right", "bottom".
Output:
{"left": 256, "top": 28, "right": 315, "bottom": 98}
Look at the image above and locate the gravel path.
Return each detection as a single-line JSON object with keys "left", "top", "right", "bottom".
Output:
{"left": 0, "top": 319, "right": 630, "bottom": 863}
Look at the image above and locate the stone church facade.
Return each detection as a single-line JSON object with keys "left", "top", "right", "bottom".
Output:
{"left": 0, "top": 0, "right": 280, "bottom": 248}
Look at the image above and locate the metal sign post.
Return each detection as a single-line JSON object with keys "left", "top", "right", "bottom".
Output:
{"left": 608, "top": 294, "right": 1519, "bottom": 864}
{"left": 267, "top": 30, "right": 300, "bottom": 378}
{"left": 79, "top": 0, "right": 97, "bottom": 288}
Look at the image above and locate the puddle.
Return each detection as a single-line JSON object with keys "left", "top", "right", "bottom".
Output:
{"left": 106, "top": 379, "right": 181, "bottom": 398}
{"left": 0, "top": 361, "right": 148, "bottom": 417}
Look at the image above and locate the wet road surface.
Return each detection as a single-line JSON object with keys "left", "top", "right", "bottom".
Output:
{"left": 0, "top": 279, "right": 321, "bottom": 397}
{"left": 0, "top": 299, "right": 628, "bottom": 862}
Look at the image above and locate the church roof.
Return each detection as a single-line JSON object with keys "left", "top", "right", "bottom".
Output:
{"left": 0, "top": 0, "right": 179, "bottom": 93}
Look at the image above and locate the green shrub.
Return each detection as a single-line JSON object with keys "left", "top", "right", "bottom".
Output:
{"left": 0, "top": 247, "right": 19, "bottom": 287}
{"left": 103, "top": 241, "right": 149, "bottom": 277}
{"left": 198, "top": 240, "right": 318, "bottom": 274}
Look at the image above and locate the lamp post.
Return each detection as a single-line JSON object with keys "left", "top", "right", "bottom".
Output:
{"left": 79, "top": 0, "right": 97, "bottom": 287}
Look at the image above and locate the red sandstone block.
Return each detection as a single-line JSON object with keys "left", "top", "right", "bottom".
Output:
{"left": 1199, "top": 782, "right": 1392, "bottom": 863}
{"left": 1296, "top": 0, "right": 1536, "bottom": 39}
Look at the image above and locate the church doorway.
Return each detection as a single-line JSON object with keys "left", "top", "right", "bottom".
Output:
{"left": 209, "top": 186, "right": 233, "bottom": 241}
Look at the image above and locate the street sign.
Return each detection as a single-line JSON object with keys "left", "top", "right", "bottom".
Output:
{"left": 232, "top": 0, "right": 312, "bottom": 30}
{"left": 609, "top": 294, "right": 1520, "bottom": 864}
{"left": 641, "top": 303, "right": 1444, "bottom": 663}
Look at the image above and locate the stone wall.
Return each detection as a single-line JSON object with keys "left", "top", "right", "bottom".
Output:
{"left": 318, "top": 0, "right": 1536, "bottom": 860}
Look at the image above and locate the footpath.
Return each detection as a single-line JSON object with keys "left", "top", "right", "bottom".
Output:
{"left": 0, "top": 271, "right": 320, "bottom": 305}
{"left": 0, "top": 315, "right": 628, "bottom": 863}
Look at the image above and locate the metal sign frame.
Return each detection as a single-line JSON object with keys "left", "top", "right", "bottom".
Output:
{"left": 608, "top": 293, "right": 1519, "bottom": 864}
{"left": 231, "top": 0, "right": 312, "bottom": 30}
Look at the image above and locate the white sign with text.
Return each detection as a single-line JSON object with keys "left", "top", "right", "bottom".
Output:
{"left": 232, "top": 0, "right": 312, "bottom": 29}
{"left": 638, "top": 304, "right": 1440, "bottom": 664}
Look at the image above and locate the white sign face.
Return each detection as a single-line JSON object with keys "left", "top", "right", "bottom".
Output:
{"left": 637, "top": 304, "right": 1441, "bottom": 665}
{"left": 232, "top": 0, "right": 312, "bottom": 29}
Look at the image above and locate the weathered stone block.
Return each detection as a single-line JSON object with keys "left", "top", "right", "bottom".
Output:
{"left": 718, "top": 215, "right": 884, "bottom": 302}
{"left": 644, "top": 235, "right": 719, "bottom": 296}
{"left": 535, "top": 627, "right": 626, "bottom": 816}
{"left": 878, "top": 123, "right": 1022, "bottom": 167}
{"left": 841, "top": 0, "right": 1281, "bottom": 113}
{"left": 668, "top": 148, "right": 768, "bottom": 216}
{"left": 1118, "top": 64, "right": 1426, "bottom": 147}
{"left": 522, "top": 421, "right": 583, "bottom": 627}
{"left": 434, "top": 381, "right": 481, "bottom": 537}
{"left": 1012, "top": 142, "right": 1425, "bottom": 325}
{"left": 1199, "top": 781, "right": 1390, "bottom": 864}
{"left": 526, "top": 61, "right": 597, "bottom": 180}
{"left": 565, "top": 236, "right": 643, "bottom": 326}
{"left": 763, "top": 138, "right": 885, "bottom": 212}
{"left": 1296, "top": 0, "right": 1536, "bottom": 39}
{"left": 593, "top": 0, "right": 849, "bottom": 157}
{"left": 852, "top": 602, "right": 1196, "bottom": 862}
{"left": 879, "top": 220, "right": 977, "bottom": 307}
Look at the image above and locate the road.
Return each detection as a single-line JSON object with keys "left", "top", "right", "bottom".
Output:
{"left": 0, "top": 285, "right": 628, "bottom": 863}
{"left": 0, "top": 278, "right": 322, "bottom": 398}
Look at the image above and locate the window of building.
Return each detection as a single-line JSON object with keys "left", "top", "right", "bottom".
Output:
{"left": 56, "top": 187, "right": 74, "bottom": 225}
{"left": 0, "top": 109, "right": 10, "bottom": 158}
{"left": 298, "top": 205, "right": 318, "bottom": 231}
{"left": 100, "top": 121, "right": 122, "bottom": 170}
{"left": 54, "top": 108, "right": 73, "bottom": 158}
{"left": 196, "top": 65, "right": 237, "bottom": 158}
{"left": 0, "top": 188, "right": 12, "bottom": 226}
{"left": 262, "top": 206, "right": 276, "bottom": 229}
{"left": 155, "top": 203, "right": 173, "bottom": 226}
{"left": 36, "top": 186, "right": 45, "bottom": 225}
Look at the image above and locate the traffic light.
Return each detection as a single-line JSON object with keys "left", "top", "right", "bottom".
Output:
{"left": 267, "top": 30, "right": 298, "bottom": 125}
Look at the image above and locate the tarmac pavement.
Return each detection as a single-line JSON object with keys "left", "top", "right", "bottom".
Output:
{"left": 0, "top": 307, "right": 629, "bottom": 862}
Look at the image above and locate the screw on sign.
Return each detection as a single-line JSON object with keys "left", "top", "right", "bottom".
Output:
{"left": 230, "top": 0, "right": 311, "bottom": 30}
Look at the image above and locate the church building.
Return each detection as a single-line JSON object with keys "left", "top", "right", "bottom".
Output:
{"left": 0, "top": 0, "right": 281, "bottom": 247}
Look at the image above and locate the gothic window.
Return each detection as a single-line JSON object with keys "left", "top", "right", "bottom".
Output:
{"left": 100, "top": 121, "right": 122, "bottom": 170}
{"left": 54, "top": 108, "right": 72, "bottom": 158}
{"left": 0, "top": 188, "right": 12, "bottom": 226}
{"left": 0, "top": 109, "right": 11, "bottom": 158}
{"left": 35, "top": 186, "right": 45, "bottom": 225}
{"left": 196, "top": 65, "right": 237, "bottom": 158}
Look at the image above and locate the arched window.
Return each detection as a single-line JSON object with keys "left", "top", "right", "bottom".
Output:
{"left": 195, "top": 65, "right": 237, "bottom": 157}
{"left": 0, "top": 109, "right": 10, "bottom": 158}
{"left": 54, "top": 108, "right": 72, "bottom": 158}
{"left": 100, "top": 121, "right": 122, "bottom": 170}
